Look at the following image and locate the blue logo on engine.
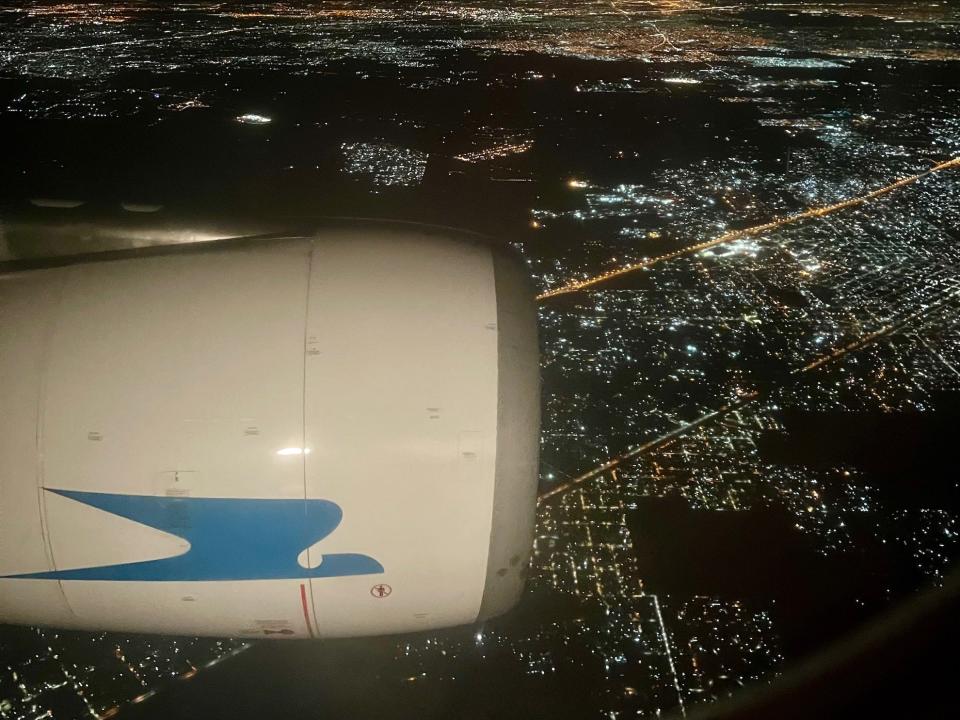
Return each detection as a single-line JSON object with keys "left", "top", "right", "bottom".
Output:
{"left": 4, "top": 489, "right": 384, "bottom": 582}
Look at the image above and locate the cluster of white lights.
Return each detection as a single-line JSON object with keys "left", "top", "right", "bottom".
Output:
{"left": 235, "top": 113, "right": 271, "bottom": 125}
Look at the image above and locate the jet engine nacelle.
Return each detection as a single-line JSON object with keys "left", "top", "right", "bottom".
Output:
{"left": 0, "top": 224, "right": 540, "bottom": 638}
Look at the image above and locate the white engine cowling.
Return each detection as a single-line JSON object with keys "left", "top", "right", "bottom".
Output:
{"left": 0, "top": 223, "right": 540, "bottom": 639}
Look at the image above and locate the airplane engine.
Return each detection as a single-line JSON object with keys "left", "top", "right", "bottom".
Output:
{"left": 0, "top": 224, "right": 540, "bottom": 638}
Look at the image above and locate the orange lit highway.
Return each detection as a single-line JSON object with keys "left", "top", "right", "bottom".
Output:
{"left": 537, "top": 155, "right": 960, "bottom": 301}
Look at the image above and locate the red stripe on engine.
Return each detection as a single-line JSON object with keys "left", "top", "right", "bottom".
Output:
{"left": 299, "top": 583, "right": 315, "bottom": 638}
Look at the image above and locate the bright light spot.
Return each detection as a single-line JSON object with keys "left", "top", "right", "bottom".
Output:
{"left": 277, "top": 447, "right": 311, "bottom": 456}
{"left": 132, "top": 691, "right": 156, "bottom": 704}
{"left": 236, "top": 113, "right": 271, "bottom": 125}
{"left": 662, "top": 77, "right": 701, "bottom": 85}
{"left": 568, "top": 179, "right": 588, "bottom": 189}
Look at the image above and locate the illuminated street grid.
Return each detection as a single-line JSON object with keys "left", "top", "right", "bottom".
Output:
{"left": 1, "top": 2, "right": 959, "bottom": 719}
{"left": 340, "top": 142, "right": 428, "bottom": 188}
{"left": 0, "top": 628, "right": 246, "bottom": 720}
{"left": 536, "top": 156, "right": 960, "bottom": 299}
{"left": 538, "top": 171, "right": 960, "bottom": 466}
